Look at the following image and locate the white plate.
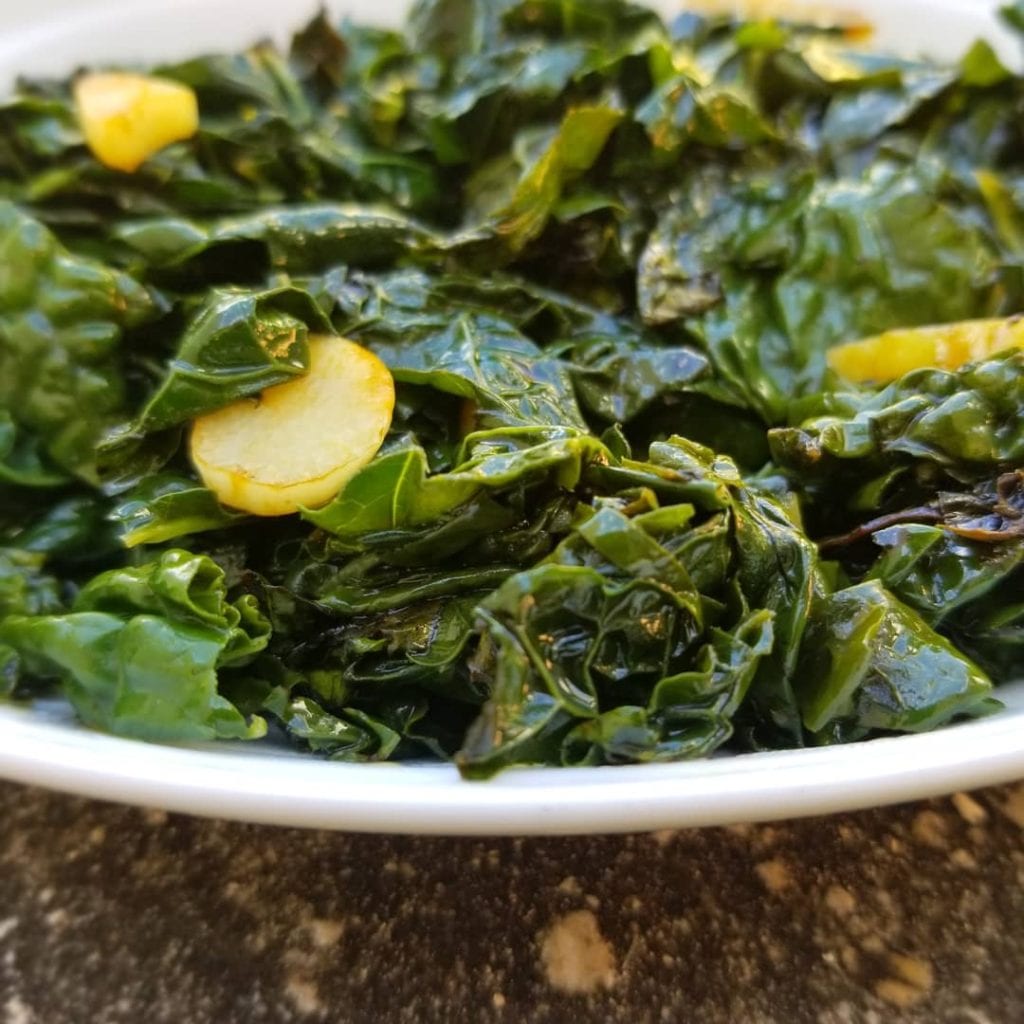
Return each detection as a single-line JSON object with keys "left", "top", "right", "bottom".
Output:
{"left": 0, "top": 0, "right": 1022, "bottom": 835}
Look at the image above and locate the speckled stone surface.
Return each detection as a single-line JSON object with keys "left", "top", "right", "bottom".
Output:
{"left": 2, "top": 781, "right": 1023, "bottom": 1024}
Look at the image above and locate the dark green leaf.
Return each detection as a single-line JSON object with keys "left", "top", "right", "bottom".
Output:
{"left": 771, "top": 353, "right": 1024, "bottom": 493}
{"left": 110, "top": 473, "right": 247, "bottom": 549}
{"left": 118, "top": 205, "right": 435, "bottom": 276}
{"left": 133, "top": 285, "right": 332, "bottom": 431}
{"left": 563, "top": 608, "right": 773, "bottom": 764}
{"left": 797, "top": 581, "right": 997, "bottom": 740}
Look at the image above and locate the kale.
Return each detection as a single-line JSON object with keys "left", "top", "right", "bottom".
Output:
{"left": 0, "top": 550, "right": 268, "bottom": 738}
{"left": 2, "top": 0, "right": 1022, "bottom": 773}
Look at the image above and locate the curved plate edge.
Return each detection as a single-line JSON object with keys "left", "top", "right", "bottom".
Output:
{"left": 0, "top": 689, "right": 1022, "bottom": 834}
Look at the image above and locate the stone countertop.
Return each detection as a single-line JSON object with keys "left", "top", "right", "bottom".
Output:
{"left": 1, "top": 782, "right": 1022, "bottom": 1024}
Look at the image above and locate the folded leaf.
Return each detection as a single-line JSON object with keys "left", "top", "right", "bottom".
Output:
{"left": 563, "top": 608, "right": 774, "bottom": 764}
{"left": 0, "top": 550, "right": 269, "bottom": 740}
{"left": 110, "top": 473, "right": 246, "bottom": 548}
{"left": 118, "top": 205, "right": 435, "bottom": 275}
{"left": 771, "top": 353, "right": 1024, "bottom": 495}
{"left": 797, "top": 581, "right": 997, "bottom": 741}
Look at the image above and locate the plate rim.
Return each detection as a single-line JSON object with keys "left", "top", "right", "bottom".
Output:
{"left": 1, "top": 690, "right": 1023, "bottom": 834}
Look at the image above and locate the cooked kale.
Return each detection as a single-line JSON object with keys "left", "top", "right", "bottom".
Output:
{"left": 3, "top": 0, "right": 1023, "bottom": 773}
